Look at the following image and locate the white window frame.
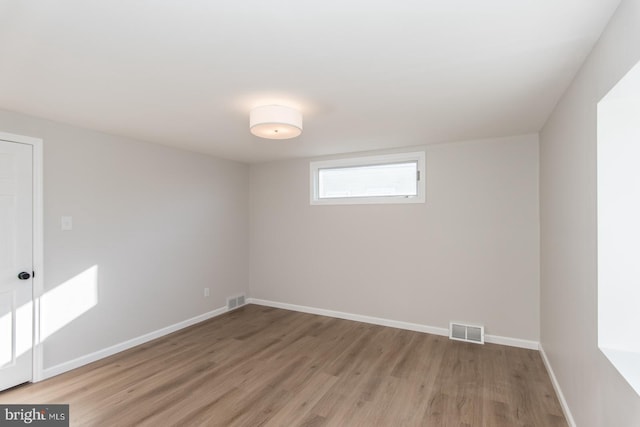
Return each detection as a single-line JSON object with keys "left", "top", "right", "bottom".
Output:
{"left": 310, "top": 151, "right": 426, "bottom": 205}
{"left": 596, "top": 58, "right": 640, "bottom": 397}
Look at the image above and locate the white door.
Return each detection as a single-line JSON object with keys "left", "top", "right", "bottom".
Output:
{"left": 0, "top": 139, "right": 33, "bottom": 391}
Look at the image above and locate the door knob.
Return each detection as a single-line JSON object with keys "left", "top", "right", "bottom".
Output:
{"left": 17, "top": 272, "right": 31, "bottom": 280}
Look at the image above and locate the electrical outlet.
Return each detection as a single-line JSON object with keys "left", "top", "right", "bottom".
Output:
{"left": 204, "top": 287, "right": 210, "bottom": 297}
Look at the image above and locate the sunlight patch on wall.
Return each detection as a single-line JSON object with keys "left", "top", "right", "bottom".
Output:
{"left": 40, "top": 265, "right": 99, "bottom": 341}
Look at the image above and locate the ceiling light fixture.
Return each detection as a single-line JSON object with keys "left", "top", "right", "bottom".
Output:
{"left": 249, "top": 105, "right": 302, "bottom": 139}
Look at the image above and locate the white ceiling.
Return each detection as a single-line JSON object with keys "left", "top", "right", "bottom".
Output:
{"left": 0, "top": 1, "right": 621, "bottom": 163}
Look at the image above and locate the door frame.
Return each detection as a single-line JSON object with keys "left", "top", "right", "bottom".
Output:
{"left": 0, "top": 131, "right": 44, "bottom": 383}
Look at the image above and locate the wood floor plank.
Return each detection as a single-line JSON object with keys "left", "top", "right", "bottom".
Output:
{"left": 0, "top": 305, "right": 567, "bottom": 426}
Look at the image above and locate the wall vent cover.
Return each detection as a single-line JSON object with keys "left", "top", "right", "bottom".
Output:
{"left": 449, "top": 322, "right": 485, "bottom": 344}
{"left": 227, "top": 294, "right": 246, "bottom": 311}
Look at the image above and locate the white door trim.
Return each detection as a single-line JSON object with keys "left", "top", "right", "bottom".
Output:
{"left": 0, "top": 131, "right": 44, "bottom": 383}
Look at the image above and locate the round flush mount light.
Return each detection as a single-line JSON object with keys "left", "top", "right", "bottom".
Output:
{"left": 249, "top": 105, "right": 302, "bottom": 139}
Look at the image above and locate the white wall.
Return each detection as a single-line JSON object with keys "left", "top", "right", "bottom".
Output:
{"left": 250, "top": 134, "right": 540, "bottom": 342}
{"left": 0, "top": 108, "right": 250, "bottom": 370}
{"left": 539, "top": 0, "right": 640, "bottom": 424}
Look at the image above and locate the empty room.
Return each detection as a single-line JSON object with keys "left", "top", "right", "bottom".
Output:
{"left": 1, "top": 1, "right": 639, "bottom": 426}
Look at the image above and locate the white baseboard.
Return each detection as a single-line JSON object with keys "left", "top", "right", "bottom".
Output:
{"left": 540, "top": 344, "right": 576, "bottom": 427}
{"left": 40, "top": 306, "right": 227, "bottom": 380}
{"left": 247, "top": 298, "right": 539, "bottom": 350}
{"left": 249, "top": 298, "right": 449, "bottom": 336}
{"left": 484, "top": 334, "right": 539, "bottom": 350}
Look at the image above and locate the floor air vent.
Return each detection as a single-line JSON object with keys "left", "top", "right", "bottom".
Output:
{"left": 449, "top": 322, "right": 485, "bottom": 344}
{"left": 227, "top": 294, "right": 246, "bottom": 311}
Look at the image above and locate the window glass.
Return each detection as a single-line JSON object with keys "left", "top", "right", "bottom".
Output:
{"left": 318, "top": 161, "right": 418, "bottom": 199}
{"left": 310, "top": 152, "right": 425, "bottom": 205}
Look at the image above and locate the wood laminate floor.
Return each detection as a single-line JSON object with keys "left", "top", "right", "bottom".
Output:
{"left": 0, "top": 305, "right": 567, "bottom": 426}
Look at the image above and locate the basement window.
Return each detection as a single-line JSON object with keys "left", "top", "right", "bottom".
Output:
{"left": 597, "top": 59, "right": 640, "bottom": 397}
{"left": 310, "top": 152, "right": 425, "bottom": 205}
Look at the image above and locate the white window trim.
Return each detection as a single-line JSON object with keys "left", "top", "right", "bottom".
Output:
{"left": 596, "top": 58, "right": 640, "bottom": 397}
{"left": 310, "top": 151, "right": 426, "bottom": 205}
